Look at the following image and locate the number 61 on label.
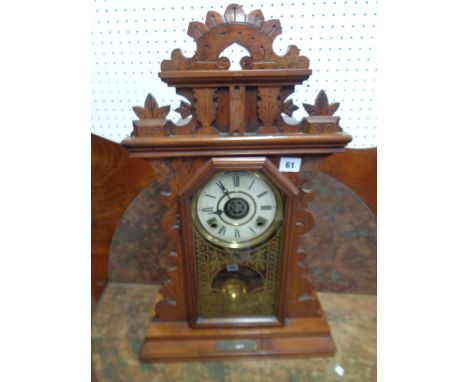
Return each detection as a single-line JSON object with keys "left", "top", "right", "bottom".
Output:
{"left": 278, "top": 157, "right": 302, "bottom": 173}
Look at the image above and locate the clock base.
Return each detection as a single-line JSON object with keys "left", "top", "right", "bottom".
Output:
{"left": 140, "top": 317, "right": 336, "bottom": 362}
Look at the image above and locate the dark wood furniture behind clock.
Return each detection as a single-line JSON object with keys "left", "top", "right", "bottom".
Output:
{"left": 121, "top": 3, "right": 352, "bottom": 361}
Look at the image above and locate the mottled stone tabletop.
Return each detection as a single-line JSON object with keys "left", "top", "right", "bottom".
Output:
{"left": 92, "top": 283, "right": 376, "bottom": 382}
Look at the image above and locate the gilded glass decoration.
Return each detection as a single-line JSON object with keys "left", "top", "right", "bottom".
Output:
{"left": 194, "top": 227, "right": 282, "bottom": 319}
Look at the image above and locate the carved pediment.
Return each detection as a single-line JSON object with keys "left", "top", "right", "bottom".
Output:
{"left": 161, "top": 3, "right": 309, "bottom": 71}
{"left": 124, "top": 3, "right": 352, "bottom": 155}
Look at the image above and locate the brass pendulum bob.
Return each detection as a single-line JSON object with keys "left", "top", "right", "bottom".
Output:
{"left": 221, "top": 279, "right": 248, "bottom": 302}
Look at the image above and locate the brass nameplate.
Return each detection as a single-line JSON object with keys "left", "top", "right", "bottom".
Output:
{"left": 216, "top": 339, "right": 258, "bottom": 352}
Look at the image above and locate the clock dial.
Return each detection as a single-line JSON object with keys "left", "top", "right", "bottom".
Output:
{"left": 192, "top": 171, "right": 283, "bottom": 248}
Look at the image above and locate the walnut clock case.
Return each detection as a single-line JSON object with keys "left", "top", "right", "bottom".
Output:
{"left": 121, "top": 4, "right": 352, "bottom": 361}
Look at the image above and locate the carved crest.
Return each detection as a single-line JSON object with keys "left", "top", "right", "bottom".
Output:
{"left": 126, "top": 3, "right": 350, "bottom": 145}
{"left": 161, "top": 3, "right": 309, "bottom": 71}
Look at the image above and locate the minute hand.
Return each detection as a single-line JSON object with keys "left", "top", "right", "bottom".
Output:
{"left": 216, "top": 180, "right": 232, "bottom": 200}
{"left": 223, "top": 189, "right": 232, "bottom": 200}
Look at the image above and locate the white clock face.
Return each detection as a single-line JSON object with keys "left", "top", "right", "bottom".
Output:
{"left": 193, "top": 171, "right": 283, "bottom": 248}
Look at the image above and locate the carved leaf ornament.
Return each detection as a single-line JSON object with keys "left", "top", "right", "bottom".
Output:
{"left": 282, "top": 99, "right": 299, "bottom": 117}
{"left": 303, "top": 90, "right": 340, "bottom": 116}
{"left": 133, "top": 93, "right": 170, "bottom": 119}
{"left": 175, "top": 101, "right": 192, "bottom": 119}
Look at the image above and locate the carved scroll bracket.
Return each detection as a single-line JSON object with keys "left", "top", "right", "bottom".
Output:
{"left": 283, "top": 164, "right": 326, "bottom": 318}
{"left": 148, "top": 158, "right": 204, "bottom": 321}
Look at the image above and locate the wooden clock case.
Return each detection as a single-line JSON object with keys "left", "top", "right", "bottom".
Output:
{"left": 121, "top": 3, "right": 352, "bottom": 361}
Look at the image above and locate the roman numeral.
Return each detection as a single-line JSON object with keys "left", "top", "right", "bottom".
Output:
{"left": 207, "top": 217, "right": 217, "bottom": 226}
{"left": 205, "top": 194, "right": 216, "bottom": 199}
{"left": 248, "top": 179, "right": 256, "bottom": 190}
{"left": 235, "top": 228, "right": 240, "bottom": 239}
{"left": 233, "top": 175, "right": 240, "bottom": 187}
{"left": 201, "top": 207, "right": 214, "bottom": 212}
{"left": 218, "top": 226, "right": 226, "bottom": 236}
{"left": 256, "top": 216, "right": 267, "bottom": 227}
{"left": 261, "top": 205, "right": 272, "bottom": 210}
{"left": 249, "top": 227, "right": 256, "bottom": 234}
{"left": 216, "top": 180, "right": 226, "bottom": 192}
{"left": 257, "top": 191, "right": 268, "bottom": 198}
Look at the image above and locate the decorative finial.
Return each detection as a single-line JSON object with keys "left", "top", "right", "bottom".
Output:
{"left": 303, "top": 90, "right": 340, "bottom": 116}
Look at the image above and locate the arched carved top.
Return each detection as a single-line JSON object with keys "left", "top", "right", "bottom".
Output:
{"left": 161, "top": 4, "right": 309, "bottom": 71}
{"left": 124, "top": 3, "right": 352, "bottom": 148}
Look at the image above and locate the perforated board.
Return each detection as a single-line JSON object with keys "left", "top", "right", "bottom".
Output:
{"left": 91, "top": 0, "right": 377, "bottom": 148}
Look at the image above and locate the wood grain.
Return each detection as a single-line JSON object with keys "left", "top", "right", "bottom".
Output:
{"left": 91, "top": 134, "right": 154, "bottom": 304}
{"left": 320, "top": 147, "right": 377, "bottom": 215}
{"left": 141, "top": 314, "right": 335, "bottom": 361}
{"left": 122, "top": 133, "right": 353, "bottom": 158}
{"left": 229, "top": 85, "right": 246, "bottom": 135}
{"left": 159, "top": 69, "right": 312, "bottom": 86}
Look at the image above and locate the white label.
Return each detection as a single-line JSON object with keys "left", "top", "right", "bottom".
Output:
{"left": 334, "top": 365, "right": 345, "bottom": 377}
{"left": 226, "top": 264, "right": 239, "bottom": 272}
{"left": 279, "top": 157, "right": 302, "bottom": 172}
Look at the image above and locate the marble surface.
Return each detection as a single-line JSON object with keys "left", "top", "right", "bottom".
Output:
{"left": 92, "top": 283, "right": 376, "bottom": 382}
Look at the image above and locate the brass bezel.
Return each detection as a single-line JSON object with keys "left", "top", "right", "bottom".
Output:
{"left": 191, "top": 171, "right": 283, "bottom": 249}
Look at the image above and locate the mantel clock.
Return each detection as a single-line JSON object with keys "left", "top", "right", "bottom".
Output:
{"left": 121, "top": 3, "right": 352, "bottom": 361}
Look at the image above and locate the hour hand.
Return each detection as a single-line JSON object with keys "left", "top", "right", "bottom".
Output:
{"left": 210, "top": 209, "right": 223, "bottom": 216}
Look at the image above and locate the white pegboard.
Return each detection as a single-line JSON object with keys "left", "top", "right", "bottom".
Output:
{"left": 91, "top": 0, "right": 377, "bottom": 148}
